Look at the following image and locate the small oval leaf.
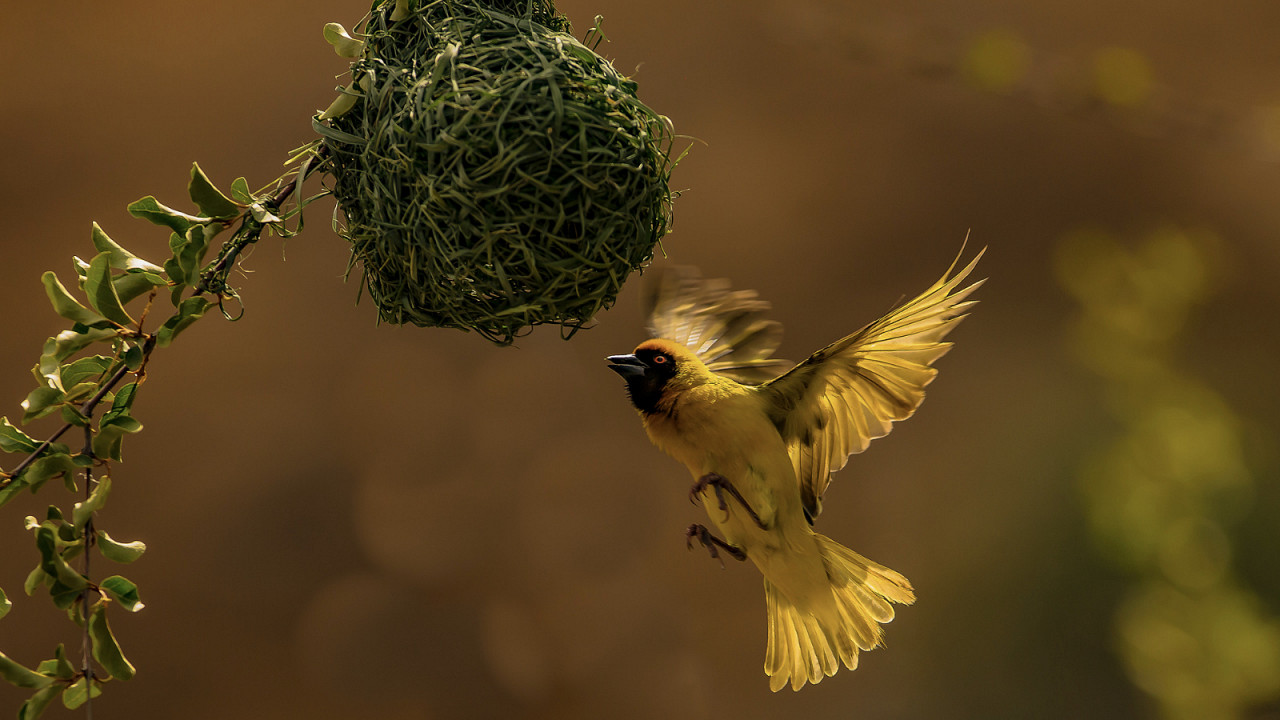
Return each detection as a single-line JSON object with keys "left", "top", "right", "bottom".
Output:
{"left": 127, "top": 196, "right": 205, "bottom": 234}
{"left": 91, "top": 222, "right": 164, "bottom": 273}
{"left": 89, "top": 603, "right": 137, "bottom": 679}
{"left": 0, "top": 417, "right": 40, "bottom": 454}
{"left": 323, "top": 22, "right": 365, "bottom": 58}
{"left": 60, "top": 676, "right": 102, "bottom": 709}
{"left": 41, "top": 272, "right": 109, "bottom": 327}
{"left": 19, "top": 684, "right": 60, "bottom": 720}
{"left": 188, "top": 163, "right": 239, "bottom": 219}
{"left": 99, "top": 575, "right": 144, "bottom": 613}
{"left": 0, "top": 652, "right": 54, "bottom": 689}
{"left": 98, "top": 531, "right": 146, "bottom": 564}
{"left": 72, "top": 476, "right": 111, "bottom": 531}
{"left": 85, "top": 253, "right": 135, "bottom": 326}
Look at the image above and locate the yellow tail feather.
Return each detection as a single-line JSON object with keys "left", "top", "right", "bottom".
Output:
{"left": 764, "top": 533, "right": 915, "bottom": 692}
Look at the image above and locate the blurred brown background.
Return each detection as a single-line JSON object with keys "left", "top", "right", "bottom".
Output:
{"left": 2, "top": 1, "right": 1279, "bottom": 718}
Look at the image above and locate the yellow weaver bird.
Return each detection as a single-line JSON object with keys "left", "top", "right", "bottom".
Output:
{"left": 607, "top": 249, "right": 984, "bottom": 691}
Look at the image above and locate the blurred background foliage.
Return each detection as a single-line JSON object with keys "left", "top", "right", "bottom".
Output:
{"left": 1, "top": 1, "right": 1278, "bottom": 718}
{"left": 1059, "top": 228, "right": 1280, "bottom": 720}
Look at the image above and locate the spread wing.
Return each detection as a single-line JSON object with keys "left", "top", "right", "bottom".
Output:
{"left": 762, "top": 248, "right": 985, "bottom": 520}
{"left": 644, "top": 266, "right": 793, "bottom": 384}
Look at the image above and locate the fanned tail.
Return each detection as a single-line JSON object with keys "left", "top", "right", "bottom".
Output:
{"left": 764, "top": 533, "right": 915, "bottom": 692}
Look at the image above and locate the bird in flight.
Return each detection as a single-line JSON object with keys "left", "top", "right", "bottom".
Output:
{"left": 607, "top": 248, "right": 984, "bottom": 691}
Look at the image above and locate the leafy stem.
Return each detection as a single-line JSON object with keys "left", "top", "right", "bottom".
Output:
{"left": 196, "top": 154, "right": 323, "bottom": 298}
{"left": 78, "top": 421, "right": 95, "bottom": 720}
{"left": 0, "top": 352, "right": 144, "bottom": 490}
{"left": 0, "top": 154, "right": 323, "bottom": 719}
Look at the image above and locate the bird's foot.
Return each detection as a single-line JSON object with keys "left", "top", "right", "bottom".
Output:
{"left": 689, "top": 473, "right": 767, "bottom": 529}
{"left": 685, "top": 523, "right": 747, "bottom": 569}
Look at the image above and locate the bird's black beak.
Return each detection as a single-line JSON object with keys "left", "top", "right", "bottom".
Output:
{"left": 606, "top": 354, "right": 647, "bottom": 380}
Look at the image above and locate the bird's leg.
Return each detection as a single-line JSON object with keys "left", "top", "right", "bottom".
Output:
{"left": 685, "top": 523, "right": 747, "bottom": 568}
{"left": 689, "top": 473, "right": 768, "bottom": 530}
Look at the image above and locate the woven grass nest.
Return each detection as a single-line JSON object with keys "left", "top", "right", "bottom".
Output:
{"left": 316, "top": 0, "right": 678, "bottom": 344}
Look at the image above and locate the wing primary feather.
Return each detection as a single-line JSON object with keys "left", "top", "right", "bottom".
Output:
{"left": 641, "top": 249, "right": 983, "bottom": 521}
{"left": 762, "top": 246, "right": 986, "bottom": 519}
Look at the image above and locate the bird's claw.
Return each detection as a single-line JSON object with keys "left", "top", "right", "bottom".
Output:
{"left": 685, "top": 523, "right": 746, "bottom": 569}
{"left": 689, "top": 473, "right": 767, "bottom": 530}
{"left": 689, "top": 474, "right": 728, "bottom": 511}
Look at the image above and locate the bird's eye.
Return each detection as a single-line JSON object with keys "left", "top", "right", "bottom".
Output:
{"left": 653, "top": 354, "right": 668, "bottom": 364}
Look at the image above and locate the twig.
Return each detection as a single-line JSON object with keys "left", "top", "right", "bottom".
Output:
{"left": 195, "top": 155, "right": 323, "bottom": 296}
{"left": 1, "top": 360, "right": 136, "bottom": 486}
{"left": 80, "top": 420, "right": 95, "bottom": 720}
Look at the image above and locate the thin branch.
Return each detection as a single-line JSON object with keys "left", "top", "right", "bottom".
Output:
{"left": 2, "top": 360, "right": 135, "bottom": 485}
{"left": 195, "top": 160, "right": 321, "bottom": 296}
{"left": 1, "top": 335, "right": 155, "bottom": 489}
{"left": 80, "top": 420, "right": 95, "bottom": 720}
{"left": 3, "top": 155, "right": 317, "bottom": 488}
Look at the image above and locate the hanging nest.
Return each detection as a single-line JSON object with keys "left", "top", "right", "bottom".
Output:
{"left": 316, "top": 0, "right": 678, "bottom": 344}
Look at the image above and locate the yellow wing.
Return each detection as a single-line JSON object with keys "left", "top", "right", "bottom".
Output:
{"left": 762, "top": 249, "right": 985, "bottom": 519}
{"left": 644, "top": 265, "right": 793, "bottom": 384}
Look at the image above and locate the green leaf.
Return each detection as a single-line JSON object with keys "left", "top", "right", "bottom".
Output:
{"left": 43, "top": 327, "right": 117, "bottom": 364}
{"left": 61, "top": 382, "right": 98, "bottom": 405}
{"left": 35, "top": 646, "right": 75, "bottom": 681}
{"left": 57, "top": 522, "right": 79, "bottom": 544}
{"left": 0, "top": 586, "right": 10, "bottom": 620}
{"left": 23, "top": 453, "right": 79, "bottom": 494}
{"left": 230, "top": 177, "right": 253, "bottom": 204}
{"left": 35, "top": 351, "right": 63, "bottom": 392}
{"left": 101, "top": 382, "right": 138, "bottom": 426}
{"left": 0, "top": 417, "right": 40, "bottom": 453}
{"left": 100, "top": 575, "right": 144, "bottom": 612}
{"left": 71, "top": 477, "right": 109, "bottom": 531}
{"left": 34, "top": 527, "right": 87, "bottom": 593}
{"left": 0, "top": 480, "right": 27, "bottom": 509}
{"left": 127, "top": 196, "right": 206, "bottom": 234}
{"left": 0, "top": 652, "right": 54, "bottom": 689}
{"left": 249, "top": 203, "right": 283, "bottom": 224}
{"left": 156, "top": 296, "right": 210, "bottom": 347}
{"left": 85, "top": 252, "right": 135, "bottom": 325}
{"left": 53, "top": 646, "right": 74, "bottom": 679}
{"left": 123, "top": 343, "right": 145, "bottom": 371}
{"left": 98, "top": 531, "right": 146, "bottom": 564}
{"left": 59, "top": 404, "right": 89, "bottom": 429}
{"left": 23, "top": 566, "right": 47, "bottom": 596}
{"left": 92, "top": 416, "right": 143, "bottom": 461}
{"left": 41, "top": 272, "right": 110, "bottom": 327}
{"left": 114, "top": 270, "right": 167, "bottom": 305}
{"left": 60, "top": 355, "right": 112, "bottom": 388}
{"left": 49, "top": 583, "right": 82, "bottom": 611}
{"left": 177, "top": 225, "right": 212, "bottom": 284}
{"left": 189, "top": 163, "right": 240, "bottom": 219}
{"left": 107, "top": 417, "right": 142, "bottom": 434}
{"left": 61, "top": 676, "right": 103, "bottom": 710}
{"left": 89, "top": 603, "right": 136, "bottom": 680}
{"left": 19, "top": 684, "right": 60, "bottom": 720}
{"left": 71, "top": 255, "right": 91, "bottom": 279}
{"left": 72, "top": 476, "right": 110, "bottom": 531}
{"left": 318, "top": 86, "right": 360, "bottom": 121}
{"left": 163, "top": 237, "right": 188, "bottom": 287}
{"left": 91, "top": 222, "right": 165, "bottom": 273}
{"left": 22, "top": 387, "right": 65, "bottom": 423}
{"left": 324, "top": 22, "right": 365, "bottom": 58}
